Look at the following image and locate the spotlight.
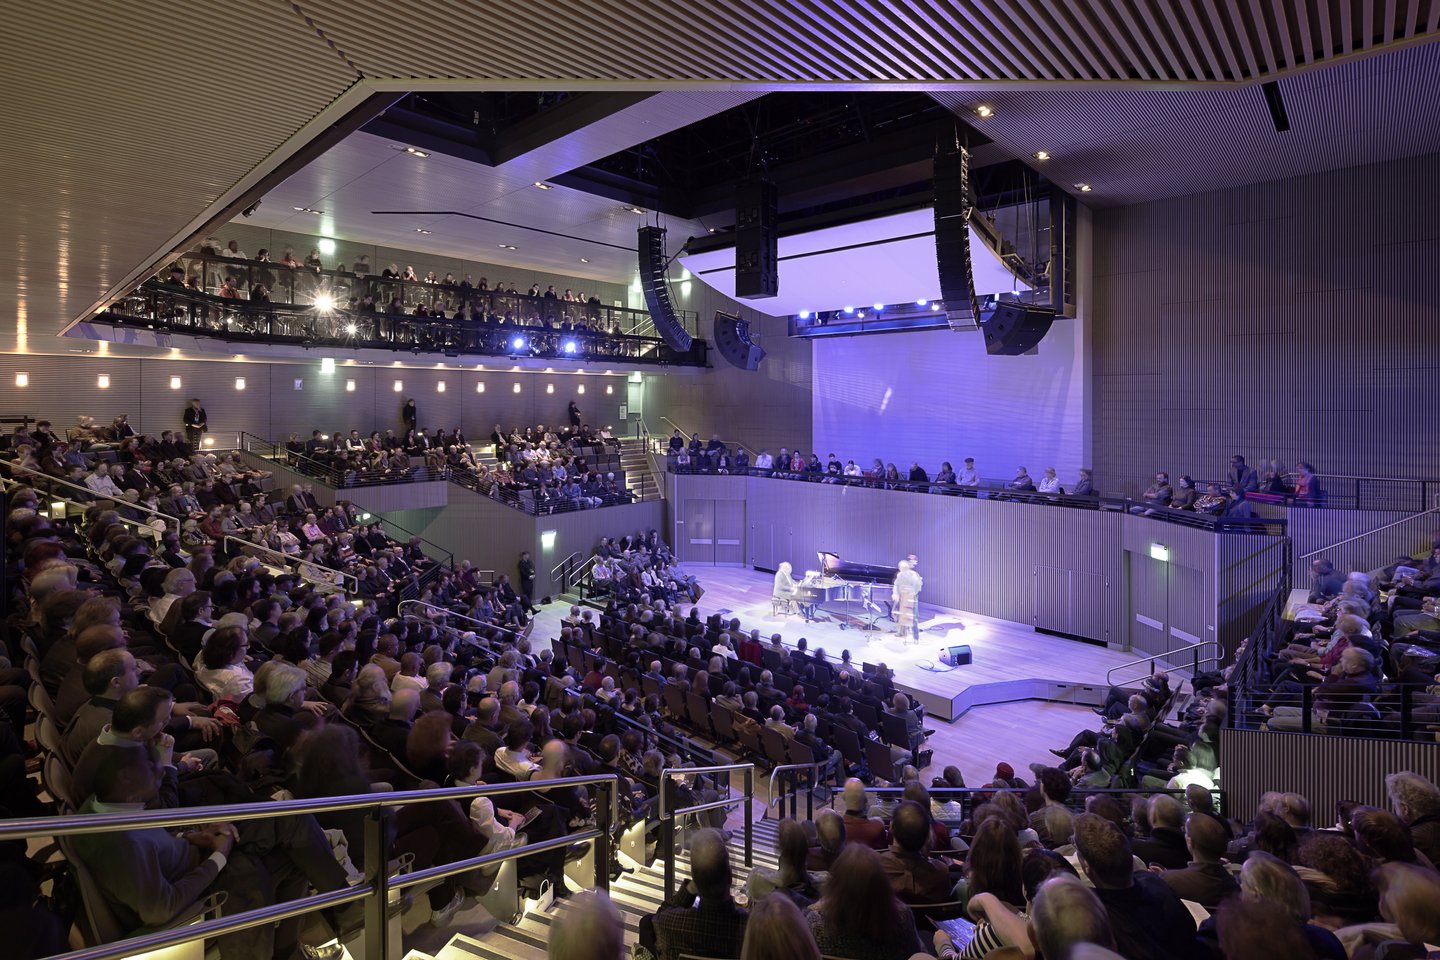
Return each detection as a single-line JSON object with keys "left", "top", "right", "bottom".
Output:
{"left": 318, "top": 238, "right": 336, "bottom": 255}
{"left": 973, "top": 104, "right": 994, "bottom": 118}
{"left": 562, "top": 340, "right": 578, "bottom": 354}
{"left": 404, "top": 146, "right": 429, "bottom": 158}
{"left": 313, "top": 294, "right": 335, "bottom": 311}
{"left": 930, "top": 303, "right": 941, "bottom": 311}
{"left": 858, "top": 311, "right": 866, "bottom": 318}
{"left": 533, "top": 181, "right": 551, "bottom": 189}
{"left": 842, "top": 306, "right": 855, "bottom": 315}
{"left": 320, "top": 357, "right": 336, "bottom": 373}
{"left": 344, "top": 323, "right": 357, "bottom": 335}
{"left": 1033, "top": 151, "right": 1051, "bottom": 161}
{"left": 511, "top": 335, "right": 526, "bottom": 350}
{"left": 579, "top": 258, "right": 590, "bottom": 263}
{"left": 241, "top": 200, "right": 261, "bottom": 217}
{"left": 872, "top": 302, "right": 884, "bottom": 311}
{"left": 798, "top": 311, "right": 811, "bottom": 320}
{"left": 415, "top": 228, "right": 432, "bottom": 235}
{"left": 916, "top": 299, "right": 928, "bottom": 307}
{"left": 1075, "top": 183, "right": 1093, "bottom": 192}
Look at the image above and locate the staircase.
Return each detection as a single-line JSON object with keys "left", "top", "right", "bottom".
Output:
{"left": 429, "top": 819, "right": 781, "bottom": 960}
{"left": 618, "top": 438, "right": 662, "bottom": 502}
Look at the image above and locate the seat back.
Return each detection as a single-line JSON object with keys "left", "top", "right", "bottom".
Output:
{"left": 44, "top": 752, "right": 76, "bottom": 811}
{"left": 59, "top": 833, "right": 133, "bottom": 946}
{"left": 35, "top": 713, "right": 63, "bottom": 755}
{"left": 852, "top": 700, "right": 879, "bottom": 729}
{"left": 641, "top": 675, "right": 662, "bottom": 699}
{"left": 760, "top": 726, "right": 790, "bottom": 768}
{"left": 28, "top": 680, "right": 58, "bottom": 721}
{"left": 880, "top": 711, "right": 911, "bottom": 748}
{"left": 663, "top": 683, "right": 688, "bottom": 721}
{"left": 736, "top": 721, "right": 763, "bottom": 759}
{"left": 864, "top": 737, "right": 901, "bottom": 782}
{"left": 831, "top": 725, "right": 864, "bottom": 765}
{"left": 711, "top": 704, "right": 736, "bottom": 742}
{"left": 685, "top": 692, "right": 713, "bottom": 735}
{"left": 787, "top": 739, "right": 815, "bottom": 767}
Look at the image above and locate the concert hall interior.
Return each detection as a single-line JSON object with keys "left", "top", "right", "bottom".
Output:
{"left": 6, "top": 7, "right": 1440, "bottom": 960}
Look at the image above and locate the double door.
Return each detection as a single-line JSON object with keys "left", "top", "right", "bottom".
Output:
{"left": 679, "top": 498, "right": 744, "bottom": 565}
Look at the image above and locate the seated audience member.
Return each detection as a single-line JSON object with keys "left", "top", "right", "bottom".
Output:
{"left": 639, "top": 828, "right": 748, "bottom": 960}
{"left": 1131, "top": 794, "right": 1190, "bottom": 869}
{"left": 1157, "top": 812, "right": 1239, "bottom": 910}
{"left": 879, "top": 800, "right": 956, "bottom": 904}
{"left": 1134, "top": 471, "right": 1173, "bottom": 513}
{"left": 73, "top": 749, "right": 358, "bottom": 960}
{"left": 1024, "top": 874, "right": 1117, "bottom": 960}
{"left": 1215, "top": 898, "right": 1318, "bottom": 960}
{"left": 1007, "top": 467, "right": 1035, "bottom": 492}
{"left": 840, "top": 778, "right": 890, "bottom": 849}
{"left": 807, "top": 808, "right": 847, "bottom": 871}
{"left": 739, "top": 892, "right": 821, "bottom": 960}
{"left": 955, "top": 818, "right": 1028, "bottom": 954}
{"left": 804, "top": 843, "right": 922, "bottom": 960}
{"left": 1385, "top": 771, "right": 1440, "bottom": 867}
{"left": 549, "top": 890, "right": 625, "bottom": 960}
{"left": 744, "top": 819, "right": 820, "bottom": 905}
{"left": 1071, "top": 812, "right": 1205, "bottom": 960}
{"left": 1196, "top": 852, "right": 1346, "bottom": 960}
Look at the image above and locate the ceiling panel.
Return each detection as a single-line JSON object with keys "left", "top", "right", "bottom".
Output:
{"left": 4, "top": 0, "right": 1439, "bottom": 357}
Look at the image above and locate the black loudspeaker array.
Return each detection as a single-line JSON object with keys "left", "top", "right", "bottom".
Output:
{"left": 1050, "top": 189, "right": 1078, "bottom": 319}
{"left": 735, "top": 179, "right": 778, "bottom": 299}
{"left": 979, "top": 299, "right": 1055, "bottom": 356}
{"left": 711, "top": 310, "right": 765, "bottom": 371}
{"left": 933, "top": 143, "right": 980, "bottom": 331}
{"left": 637, "top": 225, "right": 693, "bottom": 352}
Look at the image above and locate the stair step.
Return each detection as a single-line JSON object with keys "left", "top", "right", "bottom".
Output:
{"left": 439, "top": 931, "right": 546, "bottom": 960}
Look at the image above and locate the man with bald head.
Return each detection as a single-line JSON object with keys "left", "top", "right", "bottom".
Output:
{"left": 840, "top": 777, "right": 889, "bottom": 849}
{"left": 62, "top": 648, "right": 139, "bottom": 764}
{"left": 463, "top": 696, "right": 505, "bottom": 755}
{"left": 372, "top": 687, "right": 421, "bottom": 763}
{"left": 640, "top": 828, "right": 748, "bottom": 960}
{"left": 807, "top": 808, "right": 847, "bottom": 870}
{"left": 1158, "top": 813, "right": 1239, "bottom": 910}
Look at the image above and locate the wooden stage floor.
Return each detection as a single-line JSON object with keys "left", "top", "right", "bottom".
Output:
{"left": 533, "top": 566, "right": 1139, "bottom": 723}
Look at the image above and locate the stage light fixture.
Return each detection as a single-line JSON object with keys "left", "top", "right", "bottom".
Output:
{"left": 533, "top": 181, "right": 551, "bottom": 189}
{"left": 872, "top": 302, "right": 884, "bottom": 311}
{"left": 404, "top": 146, "right": 429, "bottom": 158}
{"left": 577, "top": 384, "right": 585, "bottom": 394}
{"left": 606, "top": 385, "right": 613, "bottom": 394}
{"left": 843, "top": 306, "right": 855, "bottom": 315}
{"left": 973, "top": 104, "right": 994, "bottom": 118}
{"left": 798, "top": 310, "right": 811, "bottom": 320}
{"left": 579, "top": 258, "right": 590, "bottom": 263}
{"left": 546, "top": 383, "right": 554, "bottom": 394}
{"left": 314, "top": 293, "right": 335, "bottom": 311}
{"left": 562, "top": 340, "right": 578, "bottom": 354}
{"left": 1033, "top": 151, "right": 1051, "bottom": 161}
{"left": 1075, "top": 183, "right": 1093, "bottom": 192}
{"left": 344, "top": 323, "right": 357, "bottom": 335}
{"left": 511, "top": 335, "right": 526, "bottom": 350}
{"left": 916, "top": 299, "right": 928, "bottom": 307}
{"left": 318, "top": 238, "right": 336, "bottom": 255}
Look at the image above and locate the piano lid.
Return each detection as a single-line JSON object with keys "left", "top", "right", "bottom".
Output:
{"left": 818, "top": 550, "right": 900, "bottom": 585}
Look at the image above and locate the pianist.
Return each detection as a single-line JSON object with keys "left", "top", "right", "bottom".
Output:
{"left": 772, "top": 562, "right": 816, "bottom": 619}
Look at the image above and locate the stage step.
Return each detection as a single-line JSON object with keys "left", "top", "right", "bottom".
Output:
{"left": 438, "top": 819, "right": 782, "bottom": 960}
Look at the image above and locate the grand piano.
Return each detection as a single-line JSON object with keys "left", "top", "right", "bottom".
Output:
{"left": 792, "top": 551, "right": 898, "bottom": 629}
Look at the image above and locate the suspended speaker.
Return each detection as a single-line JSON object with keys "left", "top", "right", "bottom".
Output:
{"left": 735, "top": 180, "right": 778, "bottom": 299}
{"left": 979, "top": 300, "right": 1055, "bottom": 356}
{"left": 712, "top": 311, "right": 765, "bottom": 371}
{"left": 637, "top": 225, "right": 693, "bottom": 352}
{"left": 933, "top": 141, "right": 980, "bottom": 330}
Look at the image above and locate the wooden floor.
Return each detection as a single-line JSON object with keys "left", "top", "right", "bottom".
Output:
{"left": 530, "top": 566, "right": 1133, "bottom": 789}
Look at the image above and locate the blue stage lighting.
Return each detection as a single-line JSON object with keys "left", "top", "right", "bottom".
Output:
{"left": 798, "top": 310, "right": 811, "bottom": 320}
{"left": 842, "top": 306, "right": 855, "bottom": 315}
{"left": 872, "top": 302, "right": 884, "bottom": 311}
{"left": 562, "top": 340, "right": 578, "bottom": 354}
{"left": 511, "top": 335, "right": 526, "bottom": 349}
{"left": 916, "top": 299, "right": 928, "bottom": 307}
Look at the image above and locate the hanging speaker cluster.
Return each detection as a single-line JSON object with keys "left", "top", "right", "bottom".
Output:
{"left": 637, "top": 225, "right": 693, "bottom": 352}
{"left": 933, "top": 141, "right": 980, "bottom": 331}
{"left": 712, "top": 310, "right": 765, "bottom": 370}
{"left": 735, "top": 180, "right": 778, "bottom": 299}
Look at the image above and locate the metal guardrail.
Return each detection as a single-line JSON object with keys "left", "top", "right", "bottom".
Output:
{"left": 658, "top": 762, "right": 755, "bottom": 900}
{"left": 397, "top": 598, "right": 528, "bottom": 642}
{"left": 656, "top": 416, "right": 758, "bottom": 459}
{"left": 240, "top": 431, "right": 449, "bottom": 490}
{"left": 222, "top": 534, "right": 361, "bottom": 593}
{"left": 0, "top": 776, "right": 620, "bottom": 960}
{"left": 1, "top": 460, "right": 180, "bottom": 530}
{"left": 1106, "top": 638, "right": 1221, "bottom": 685}
{"left": 767, "top": 762, "right": 822, "bottom": 822}
{"left": 1297, "top": 506, "right": 1440, "bottom": 561}
{"left": 797, "top": 784, "right": 1228, "bottom": 821}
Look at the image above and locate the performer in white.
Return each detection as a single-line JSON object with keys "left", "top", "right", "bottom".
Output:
{"left": 893, "top": 558, "right": 923, "bottom": 641}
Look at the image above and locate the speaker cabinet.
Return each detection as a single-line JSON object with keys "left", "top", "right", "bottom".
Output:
{"left": 933, "top": 144, "right": 979, "bottom": 329}
{"left": 712, "top": 311, "right": 765, "bottom": 371}
{"left": 979, "top": 301, "right": 1056, "bottom": 356}
{"left": 735, "top": 180, "right": 778, "bottom": 300}
{"left": 637, "top": 225, "right": 693, "bottom": 351}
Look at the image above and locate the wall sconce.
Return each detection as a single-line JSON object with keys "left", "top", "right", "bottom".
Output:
{"left": 476, "top": 382, "right": 485, "bottom": 393}
{"left": 541, "top": 530, "right": 557, "bottom": 550}
{"left": 346, "top": 380, "right": 356, "bottom": 392}
{"left": 169, "top": 376, "right": 182, "bottom": 390}
{"left": 321, "top": 358, "right": 336, "bottom": 374}
{"left": 393, "top": 380, "right": 403, "bottom": 392}
{"left": 15, "top": 372, "right": 28, "bottom": 387}
{"left": 234, "top": 378, "right": 246, "bottom": 391}
{"left": 513, "top": 383, "right": 521, "bottom": 393}
{"left": 606, "top": 385, "right": 613, "bottom": 395}
{"left": 577, "top": 384, "right": 585, "bottom": 394}
{"left": 437, "top": 382, "right": 446, "bottom": 393}
{"left": 97, "top": 374, "right": 110, "bottom": 389}
{"left": 546, "top": 383, "right": 554, "bottom": 394}
{"left": 293, "top": 379, "right": 303, "bottom": 391}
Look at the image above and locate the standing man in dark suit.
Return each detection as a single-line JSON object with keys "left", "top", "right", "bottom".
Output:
{"left": 182, "top": 398, "right": 207, "bottom": 450}
{"left": 518, "top": 551, "right": 537, "bottom": 606}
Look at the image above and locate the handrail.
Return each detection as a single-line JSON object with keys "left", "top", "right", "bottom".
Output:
{"left": 0, "top": 775, "right": 619, "bottom": 960}
{"left": 1297, "top": 506, "right": 1440, "bottom": 561}
{"left": 768, "top": 762, "right": 823, "bottom": 822}
{"left": 397, "top": 598, "right": 529, "bottom": 640}
{"left": 1, "top": 461, "right": 180, "bottom": 530}
{"left": 1105, "top": 638, "right": 1220, "bottom": 685}
{"left": 551, "top": 550, "right": 581, "bottom": 581}
{"left": 610, "top": 709, "right": 715, "bottom": 767}
{"left": 222, "top": 534, "right": 360, "bottom": 593}
{"left": 658, "top": 762, "right": 755, "bottom": 900}
{"left": 767, "top": 763, "right": 822, "bottom": 808}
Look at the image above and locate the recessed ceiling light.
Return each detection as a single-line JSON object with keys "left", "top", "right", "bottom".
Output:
{"left": 415, "top": 228, "right": 432, "bottom": 234}
{"left": 533, "top": 181, "right": 551, "bottom": 190}
{"left": 1033, "top": 151, "right": 1051, "bottom": 161}
{"left": 291, "top": 206, "right": 323, "bottom": 215}
{"left": 1075, "top": 183, "right": 1093, "bottom": 192}
{"left": 404, "top": 146, "right": 429, "bottom": 158}
{"left": 579, "top": 258, "right": 590, "bottom": 263}
{"left": 708, "top": 227, "right": 717, "bottom": 233}
{"left": 973, "top": 104, "right": 994, "bottom": 118}
{"left": 627, "top": 206, "right": 645, "bottom": 214}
